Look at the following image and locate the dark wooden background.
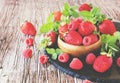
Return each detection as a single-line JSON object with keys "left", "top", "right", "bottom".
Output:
{"left": 0, "top": 0, "right": 120, "bottom": 83}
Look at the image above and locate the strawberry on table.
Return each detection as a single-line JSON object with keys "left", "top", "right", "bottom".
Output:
{"left": 99, "top": 20, "right": 116, "bottom": 35}
{"left": 58, "top": 53, "right": 70, "bottom": 63}
{"left": 79, "top": 3, "right": 92, "bottom": 11}
{"left": 21, "top": 21, "right": 36, "bottom": 36}
{"left": 69, "top": 58, "right": 83, "bottom": 70}
{"left": 64, "top": 31, "right": 83, "bottom": 45}
{"left": 78, "top": 21, "right": 95, "bottom": 36}
{"left": 93, "top": 55, "right": 113, "bottom": 73}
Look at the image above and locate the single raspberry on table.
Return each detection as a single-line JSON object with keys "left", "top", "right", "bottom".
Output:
{"left": 22, "top": 48, "right": 33, "bottom": 58}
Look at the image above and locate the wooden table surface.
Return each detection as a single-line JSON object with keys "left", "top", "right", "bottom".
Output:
{"left": 0, "top": 0, "right": 120, "bottom": 83}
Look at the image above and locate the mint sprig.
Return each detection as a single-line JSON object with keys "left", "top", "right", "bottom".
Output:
{"left": 80, "top": 7, "right": 106, "bottom": 25}
{"left": 46, "top": 48, "right": 62, "bottom": 60}
{"left": 62, "top": 3, "right": 79, "bottom": 18}
{"left": 101, "top": 32, "right": 120, "bottom": 57}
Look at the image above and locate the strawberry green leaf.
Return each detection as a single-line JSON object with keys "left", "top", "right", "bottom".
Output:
{"left": 56, "top": 48, "right": 62, "bottom": 55}
{"left": 47, "top": 13, "right": 54, "bottom": 23}
{"left": 40, "top": 22, "right": 53, "bottom": 33}
{"left": 46, "top": 48, "right": 55, "bottom": 55}
{"left": 52, "top": 53, "right": 58, "bottom": 60}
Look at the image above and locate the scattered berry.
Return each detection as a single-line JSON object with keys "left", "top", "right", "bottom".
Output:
{"left": 64, "top": 31, "right": 82, "bottom": 45}
{"left": 69, "top": 58, "right": 83, "bottom": 70}
{"left": 21, "top": 21, "right": 36, "bottom": 36}
{"left": 86, "top": 53, "right": 96, "bottom": 65}
{"left": 99, "top": 20, "right": 116, "bottom": 35}
{"left": 54, "top": 11, "right": 62, "bottom": 22}
{"left": 93, "top": 55, "right": 113, "bottom": 73}
{"left": 22, "top": 48, "right": 32, "bottom": 58}
{"left": 25, "top": 38, "right": 34, "bottom": 46}
{"left": 39, "top": 55, "right": 49, "bottom": 64}
{"left": 83, "top": 34, "right": 98, "bottom": 46}
{"left": 83, "top": 79, "right": 93, "bottom": 83}
{"left": 116, "top": 57, "right": 120, "bottom": 67}
{"left": 78, "top": 21, "right": 95, "bottom": 36}
{"left": 58, "top": 53, "right": 69, "bottom": 63}
{"left": 79, "top": 3, "right": 92, "bottom": 11}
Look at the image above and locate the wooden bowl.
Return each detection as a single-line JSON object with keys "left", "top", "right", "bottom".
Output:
{"left": 58, "top": 36, "right": 102, "bottom": 57}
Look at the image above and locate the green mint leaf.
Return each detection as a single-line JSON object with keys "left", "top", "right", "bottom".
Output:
{"left": 52, "top": 53, "right": 58, "bottom": 60}
{"left": 40, "top": 22, "right": 53, "bottom": 33}
{"left": 56, "top": 48, "right": 62, "bottom": 55}
{"left": 53, "top": 22, "right": 60, "bottom": 32}
{"left": 114, "top": 31, "right": 120, "bottom": 41}
{"left": 47, "top": 13, "right": 54, "bottom": 23}
{"left": 64, "top": 3, "right": 70, "bottom": 10}
{"left": 46, "top": 48, "right": 55, "bottom": 55}
{"left": 69, "top": 8, "right": 79, "bottom": 18}
{"left": 80, "top": 11, "right": 91, "bottom": 19}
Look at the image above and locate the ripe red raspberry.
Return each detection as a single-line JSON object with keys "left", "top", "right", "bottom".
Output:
{"left": 116, "top": 57, "right": 120, "bottom": 67}
{"left": 25, "top": 38, "right": 34, "bottom": 46}
{"left": 39, "top": 55, "right": 49, "bottom": 64}
{"left": 58, "top": 53, "right": 69, "bottom": 63}
{"left": 22, "top": 48, "right": 32, "bottom": 58}
{"left": 79, "top": 3, "right": 92, "bottom": 11}
{"left": 86, "top": 53, "right": 96, "bottom": 65}
{"left": 83, "top": 34, "right": 98, "bottom": 46}
{"left": 69, "top": 58, "right": 83, "bottom": 70}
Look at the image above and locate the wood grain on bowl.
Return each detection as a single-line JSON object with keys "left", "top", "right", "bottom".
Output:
{"left": 58, "top": 36, "right": 102, "bottom": 57}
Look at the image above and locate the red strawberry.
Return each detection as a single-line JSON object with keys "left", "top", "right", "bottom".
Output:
{"left": 68, "top": 18, "right": 82, "bottom": 31}
{"left": 83, "top": 34, "right": 98, "bottom": 46}
{"left": 54, "top": 11, "right": 62, "bottom": 22}
{"left": 93, "top": 55, "right": 113, "bottom": 73}
{"left": 59, "top": 24, "right": 69, "bottom": 38}
{"left": 86, "top": 53, "right": 96, "bottom": 65}
{"left": 21, "top": 21, "right": 36, "bottom": 36}
{"left": 22, "top": 48, "right": 32, "bottom": 58}
{"left": 79, "top": 3, "right": 92, "bottom": 11}
{"left": 99, "top": 20, "right": 116, "bottom": 35}
{"left": 116, "top": 57, "right": 120, "bottom": 67}
{"left": 69, "top": 58, "right": 83, "bottom": 70}
{"left": 39, "top": 55, "right": 49, "bottom": 64}
{"left": 47, "top": 31, "right": 57, "bottom": 45}
{"left": 78, "top": 21, "right": 95, "bottom": 36}
{"left": 64, "top": 31, "right": 82, "bottom": 45}
{"left": 25, "top": 38, "right": 34, "bottom": 46}
{"left": 58, "top": 53, "right": 70, "bottom": 63}
{"left": 83, "top": 79, "right": 93, "bottom": 83}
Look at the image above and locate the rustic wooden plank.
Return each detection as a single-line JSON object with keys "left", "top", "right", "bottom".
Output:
{"left": 0, "top": 0, "right": 120, "bottom": 83}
